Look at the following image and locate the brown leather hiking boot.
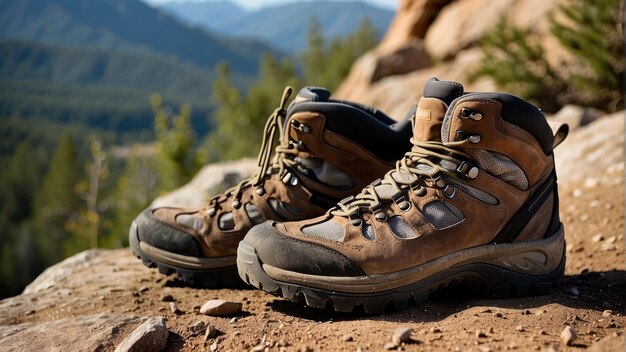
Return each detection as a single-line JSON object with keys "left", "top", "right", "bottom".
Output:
{"left": 129, "top": 86, "right": 413, "bottom": 286}
{"left": 237, "top": 78, "right": 570, "bottom": 312}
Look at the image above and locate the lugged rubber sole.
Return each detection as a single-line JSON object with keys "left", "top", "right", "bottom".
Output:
{"left": 237, "top": 225, "right": 566, "bottom": 313}
{"left": 129, "top": 221, "right": 245, "bottom": 288}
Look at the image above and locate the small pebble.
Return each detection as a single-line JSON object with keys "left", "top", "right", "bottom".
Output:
{"left": 169, "top": 302, "right": 182, "bottom": 314}
{"left": 475, "top": 330, "right": 487, "bottom": 338}
{"left": 200, "top": 300, "right": 242, "bottom": 316}
{"left": 250, "top": 344, "right": 266, "bottom": 352}
{"left": 160, "top": 293, "right": 174, "bottom": 302}
{"left": 204, "top": 324, "right": 217, "bottom": 341}
{"left": 138, "top": 286, "right": 149, "bottom": 292}
{"left": 494, "top": 312, "right": 503, "bottom": 318}
{"left": 188, "top": 321, "right": 206, "bottom": 335}
{"left": 601, "top": 243, "right": 616, "bottom": 251}
{"left": 515, "top": 325, "right": 525, "bottom": 332}
{"left": 602, "top": 310, "right": 613, "bottom": 317}
{"left": 522, "top": 309, "right": 531, "bottom": 315}
{"left": 341, "top": 335, "right": 353, "bottom": 342}
{"left": 392, "top": 327, "right": 412, "bottom": 346}
{"left": 430, "top": 327, "right": 442, "bottom": 333}
{"left": 606, "top": 236, "right": 617, "bottom": 244}
{"left": 560, "top": 326, "right": 578, "bottom": 346}
{"left": 384, "top": 342, "right": 397, "bottom": 350}
{"left": 592, "top": 234, "right": 604, "bottom": 243}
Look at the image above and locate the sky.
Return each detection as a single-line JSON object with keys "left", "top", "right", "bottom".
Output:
{"left": 143, "top": 0, "right": 399, "bottom": 11}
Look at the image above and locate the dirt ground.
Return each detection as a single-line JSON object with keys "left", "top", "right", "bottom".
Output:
{"left": 4, "top": 178, "right": 625, "bottom": 352}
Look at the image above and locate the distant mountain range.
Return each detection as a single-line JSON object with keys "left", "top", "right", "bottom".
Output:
{"left": 0, "top": 0, "right": 277, "bottom": 74}
{"left": 0, "top": 0, "right": 280, "bottom": 135}
{"left": 158, "top": 0, "right": 394, "bottom": 53}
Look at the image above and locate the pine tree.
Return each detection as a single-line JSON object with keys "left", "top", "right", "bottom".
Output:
{"left": 66, "top": 139, "right": 114, "bottom": 250}
{"left": 151, "top": 95, "right": 201, "bottom": 191}
{"left": 206, "top": 57, "right": 302, "bottom": 161}
{"left": 0, "top": 142, "right": 45, "bottom": 297}
{"left": 470, "top": 19, "right": 566, "bottom": 112}
{"left": 109, "top": 147, "right": 160, "bottom": 247}
{"left": 33, "top": 134, "right": 82, "bottom": 264}
{"left": 471, "top": 0, "right": 624, "bottom": 112}
{"left": 301, "top": 17, "right": 326, "bottom": 87}
{"left": 550, "top": 0, "right": 624, "bottom": 110}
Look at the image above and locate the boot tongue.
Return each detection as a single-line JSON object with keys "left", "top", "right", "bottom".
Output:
{"left": 292, "top": 86, "right": 331, "bottom": 104}
{"left": 413, "top": 77, "right": 464, "bottom": 142}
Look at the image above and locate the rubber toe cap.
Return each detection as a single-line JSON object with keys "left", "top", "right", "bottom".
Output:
{"left": 242, "top": 221, "right": 364, "bottom": 277}
{"left": 133, "top": 208, "right": 203, "bottom": 257}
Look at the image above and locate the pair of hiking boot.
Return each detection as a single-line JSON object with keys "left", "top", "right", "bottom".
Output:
{"left": 130, "top": 77, "right": 569, "bottom": 313}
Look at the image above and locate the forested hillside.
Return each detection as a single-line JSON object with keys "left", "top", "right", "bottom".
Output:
{"left": 0, "top": 40, "right": 220, "bottom": 133}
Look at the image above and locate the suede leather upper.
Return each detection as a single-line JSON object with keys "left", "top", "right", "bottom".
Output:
{"left": 243, "top": 82, "right": 565, "bottom": 277}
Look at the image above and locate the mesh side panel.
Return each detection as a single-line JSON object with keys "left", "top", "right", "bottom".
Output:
{"left": 176, "top": 213, "right": 204, "bottom": 230}
{"left": 296, "top": 157, "right": 355, "bottom": 189}
{"left": 388, "top": 216, "right": 417, "bottom": 239}
{"left": 474, "top": 150, "right": 528, "bottom": 190}
{"left": 302, "top": 220, "right": 345, "bottom": 241}
{"left": 422, "top": 201, "right": 464, "bottom": 229}
{"left": 450, "top": 179, "right": 498, "bottom": 205}
{"left": 245, "top": 203, "right": 265, "bottom": 225}
{"left": 362, "top": 224, "right": 375, "bottom": 240}
{"left": 268, "top": 198, "right": 302, "bottom": 220}
{"left": 218, "top": 212, "right": 234, "bottom": 230}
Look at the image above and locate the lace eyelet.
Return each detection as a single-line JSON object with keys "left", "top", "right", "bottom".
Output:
{"left": 456, "top": 161, "right": 479, "bottom": 179}
{"left": 374, "top": 212, "right": 388, "bottom": 221}
{"left": 469, "top": 134, "right": 481, "bottom": 144}
{"left": 232, "top": 200, "right": 241, "bottom": 209}
{"left": 290, "top": 120, "right": 311, "bottom": 133}
{"left": 207, "top": 207, "right": 216, "bottom": 217}
{"left": 398, "top": 200, "right": 411, "bottom": 211}
{"left": 351, "top": 218, "right": 363, "bottom": 227}
{"left": 443, "top": 184, "right": 456, "bottom": 198}
{"left": 255, "top": 187, "right": 265, "bottom": 196}
{"left": 460, "top": 108, "right": 483, "bottom": 121}
{"left": 410, "top": 181, "right": 427, "bottom": 196}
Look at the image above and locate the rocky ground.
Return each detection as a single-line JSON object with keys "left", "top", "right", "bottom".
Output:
{"left": 0, "top": 112, "right": 624, "bottom": 351}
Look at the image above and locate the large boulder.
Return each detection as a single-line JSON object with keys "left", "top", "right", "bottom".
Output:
{"left": 151, "top": 158, "right": 257, "bottom": 209}
{"left": 554, "top": 111, "right": 624, "bottom": 186}
{"left": 336, "top": 0, "right": 568, "bottom": 115}
{"left": 423, "top": 0, "right": 563, "bottom": 60}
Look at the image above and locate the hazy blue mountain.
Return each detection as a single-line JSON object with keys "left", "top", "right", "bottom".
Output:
{"left": 0, "top": 0, "right": 277, "bottom": 74}
{"left": 157, "top": 0, "right": 393, "bottom": 53}
{"left": 0, "top": 40, "right": 223, "bottom": 134}
{"left": 161, "top": 1, "right": 245, "bottom": 29}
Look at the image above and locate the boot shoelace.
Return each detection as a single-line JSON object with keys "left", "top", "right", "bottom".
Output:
{"left": 331, "top": 137, "right": 477, "bottom": 223}
{"left": 206, "top": 87, "right": 301, "bottom": 216}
